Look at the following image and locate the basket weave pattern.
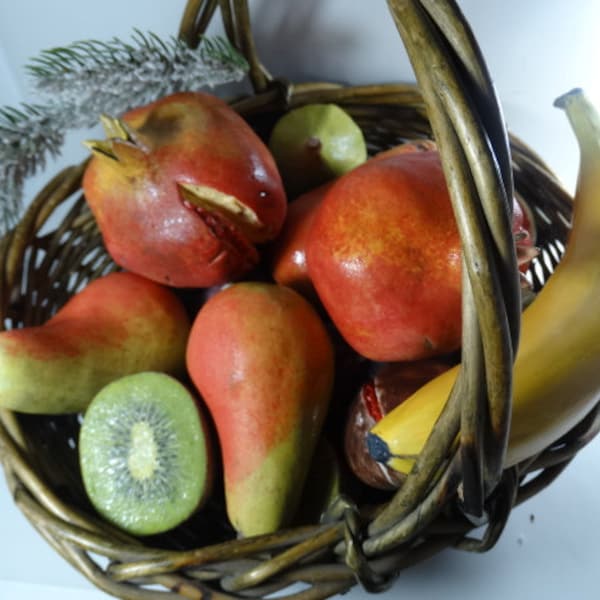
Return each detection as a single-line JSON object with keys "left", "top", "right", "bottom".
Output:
{"left": 0, "top": 1, "right": 597, "bottom": 599}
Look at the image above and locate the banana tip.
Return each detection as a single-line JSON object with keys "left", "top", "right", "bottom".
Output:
{"left": 366, "top": 432, "right": 392, "bottom": 463}
{"left": 554, "top": 87, "right": 584, "bottom": 110}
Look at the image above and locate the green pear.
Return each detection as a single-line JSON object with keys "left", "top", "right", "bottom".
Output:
{"left": 268, "top": 103, "right": 367, "bottom": 197}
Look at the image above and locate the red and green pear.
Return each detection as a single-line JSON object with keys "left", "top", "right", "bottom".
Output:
{"left": 186, "top": 282, "right": 334, "bottom": 537}
{"left": 82, "top": 92, "right": 287, "bottom": 288}
{"left": 0, "top": 271, "right": 190, "bottom": 414}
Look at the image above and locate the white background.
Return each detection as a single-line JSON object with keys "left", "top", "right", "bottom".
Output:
{"left": 1, "top": 1, "right": 599, "bottom": 599}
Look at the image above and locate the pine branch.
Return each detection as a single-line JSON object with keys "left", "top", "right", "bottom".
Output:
{"left": 0, "top": 178, "right": 24, "bottom": 234}
{"left": 27, "top": 30, "right": 249, "bottom": 128}
{"left": 0, "top": 30, "right": 249, "bottom": 234}
{"left": 0, "top": 103, "right": 64, "bottom": 231}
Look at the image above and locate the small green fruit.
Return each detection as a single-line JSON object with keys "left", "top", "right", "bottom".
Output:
{"left": 79, "top": 372, "right": 213, "bottom": 536}
{"left": 268, "top": 103, "right": 367, "bottom": 197}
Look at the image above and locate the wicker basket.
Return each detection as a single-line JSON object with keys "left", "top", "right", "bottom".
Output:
{"left": 0, "top": 1, "right": 597, "bottom": 598}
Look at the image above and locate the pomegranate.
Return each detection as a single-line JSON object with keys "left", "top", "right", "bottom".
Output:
{"left": 82, "top": 92, "right": 287, "bottom": 288}
{"left": 307, "top": 149, "right": 530, "bottom": 361}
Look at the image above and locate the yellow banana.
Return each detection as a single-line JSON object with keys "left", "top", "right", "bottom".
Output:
{"left": 368, "top": 88, "right": 600, "bottom": 474}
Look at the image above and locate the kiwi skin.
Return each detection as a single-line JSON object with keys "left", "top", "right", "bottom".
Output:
{"left": 79, "top": 371, "right": 214, "bottom": 536}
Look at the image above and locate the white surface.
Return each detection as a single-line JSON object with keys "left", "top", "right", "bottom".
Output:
{"left": 1, "top": 1, "right": 599, "bottom": 599}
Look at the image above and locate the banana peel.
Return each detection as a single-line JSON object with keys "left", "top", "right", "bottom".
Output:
{"left": 368, "top": 88, "right": 600, "bottom": 474}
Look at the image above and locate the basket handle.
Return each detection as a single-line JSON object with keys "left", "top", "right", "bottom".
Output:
{"left": 178, "top": 0, "right": 273, "bottom": 93}
{"left": 179, "top": 0, "right": 521, "bottom": 532}
{"left": 367, "top": 0, "right": 521, "bottom": 545}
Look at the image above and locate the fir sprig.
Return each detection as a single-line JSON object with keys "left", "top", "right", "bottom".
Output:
{"left": 0, "top": 103, "right": 64, "bottom": 231}
{"left": 0, "top": 30, "right": 249, "bottom": 233}
{"left": 27, "top": 30, "right": 248, "bottom": 128}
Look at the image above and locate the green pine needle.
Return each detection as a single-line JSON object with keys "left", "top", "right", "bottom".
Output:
{"left": 0, "top": 103, "right": 64, "bottom": 232}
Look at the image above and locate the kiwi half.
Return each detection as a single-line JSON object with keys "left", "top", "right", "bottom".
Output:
{"left": 79, "top": 371, "right": 213, "bottom": 536}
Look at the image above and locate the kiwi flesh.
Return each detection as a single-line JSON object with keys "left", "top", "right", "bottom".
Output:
{"left": 79, "top": 371, "right": 213, "bottom": 536}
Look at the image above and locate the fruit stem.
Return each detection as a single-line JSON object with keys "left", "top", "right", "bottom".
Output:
{"left": 555, "top": 88, "right": 600, "bottom": 259}
{"left": 306, "top": 136, "right": 322, "bottom": 151}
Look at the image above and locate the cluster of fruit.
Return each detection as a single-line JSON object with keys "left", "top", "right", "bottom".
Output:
{"left": 1, "top": 87, "right": 599, "bottom": 542}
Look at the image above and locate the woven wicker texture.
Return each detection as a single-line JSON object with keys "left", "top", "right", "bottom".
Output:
{"left": 1, "top": 1, "right": 597, "bottom": 599}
